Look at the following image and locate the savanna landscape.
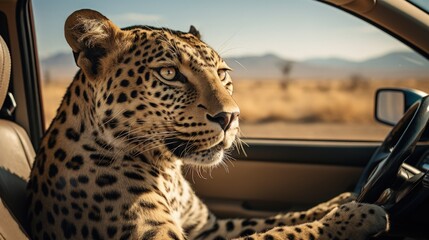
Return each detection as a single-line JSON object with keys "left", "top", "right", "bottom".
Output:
{"left": 40, "top": 72, "right": 429, "bottom": 141}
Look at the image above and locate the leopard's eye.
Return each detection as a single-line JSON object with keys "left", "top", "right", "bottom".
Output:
{"left": 218, "top": 69, "right": 228, "bottom": 81}
{"left": 159, "top": 67, "right": 177, "bottom": 81}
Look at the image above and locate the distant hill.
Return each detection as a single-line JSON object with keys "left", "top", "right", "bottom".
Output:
{"left": 40, "top": 52, "right": 78, "bottom": 82}
{"left": 299, "top": 51, "right": 429, "bottom": 79}
{"left": 226, "top": 51, "right": 429, "bottom": 80}
{"left": 40, "top": 50, "right": 429, "bottom": 82}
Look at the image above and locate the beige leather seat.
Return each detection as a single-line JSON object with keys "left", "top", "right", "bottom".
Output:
{"left": 0, "top": 35, "right": 34, "bottom": 239}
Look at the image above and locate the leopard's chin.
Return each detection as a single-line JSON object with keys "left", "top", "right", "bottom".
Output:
{"left": 183, "top": 145, "right": 225, "bottom": 167}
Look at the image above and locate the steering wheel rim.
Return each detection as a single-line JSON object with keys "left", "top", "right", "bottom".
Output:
{"left": 357, "top": 96, "right": 429, "bottom": 203}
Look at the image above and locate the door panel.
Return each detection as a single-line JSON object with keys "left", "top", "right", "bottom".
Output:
{"left": 186, "top": 140, "right": 380, "bottom": 218}
{"left": 188, "top": 160, "right": 362, "bottom": 218}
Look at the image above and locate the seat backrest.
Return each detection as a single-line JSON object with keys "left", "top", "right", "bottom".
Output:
{"left": 0, "top": 34, "right": 33, "bottom": 239}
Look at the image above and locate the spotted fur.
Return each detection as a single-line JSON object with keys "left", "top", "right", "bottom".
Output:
{"left": 27, "top": 9, "right": 388, "bottom": 240}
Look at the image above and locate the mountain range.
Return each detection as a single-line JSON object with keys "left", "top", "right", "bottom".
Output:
{"left": 40, "top": 51, "right": 429, "bottom": 82}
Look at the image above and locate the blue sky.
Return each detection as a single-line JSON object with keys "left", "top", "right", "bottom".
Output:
{"left": 32, "top": 0, "right": 410, "bottom": 61}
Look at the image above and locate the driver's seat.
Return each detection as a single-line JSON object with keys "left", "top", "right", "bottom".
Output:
{"left": 0, "top": 34, "right": 33, "bottom": 239}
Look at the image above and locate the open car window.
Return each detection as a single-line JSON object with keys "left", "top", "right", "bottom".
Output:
{"left": 409, "top": 0, "right": 429, "bottom": 14}
{"left": 32, "top": 0, "right": 429, "bottom": 141}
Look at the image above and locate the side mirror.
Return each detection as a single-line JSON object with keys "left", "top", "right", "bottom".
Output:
{"left": 375, "top": 88, "right": 427, "bottom": 126}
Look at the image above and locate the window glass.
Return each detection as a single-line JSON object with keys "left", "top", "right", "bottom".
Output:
{"left": 409, "top": 0, "right": 429, "bottom": 13}
{"left": 32, "top": 0, "right": 429, "bottom": 141}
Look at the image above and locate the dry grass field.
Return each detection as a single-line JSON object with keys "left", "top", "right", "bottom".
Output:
{"left": 40, "top": 77, "right": 429, "bottom": 141}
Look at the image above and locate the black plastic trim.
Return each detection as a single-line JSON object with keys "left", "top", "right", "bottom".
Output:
{"left": 16, "top": 0, "right": 44, "bottom": 147}
{"left": 232, "top": 139, "right": 429, "bottom": 168}
{"left": 231, "top": 139, "right": 379, "bottom": 167}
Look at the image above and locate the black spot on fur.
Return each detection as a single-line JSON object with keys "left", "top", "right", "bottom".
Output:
{"left": 123, "top": 171, "right": 145, "bottom": 181}
{"left": 138, "top": 200, "right": 157, "bottom": 209}
{"left": 239, "top": 229, "right": 255, "bottom": 237}
{"left": 47, "top": 212, "right": 55, "bottom": 224}
{"left": 61, "top": 219, "right": 77, "bottom": 239}
{"left": 127, "top": 186, "right": 150, "bottom": 195}
{"left": 72, "top": 103, "right": 79, "bottom": 115}
{"left": 115, "top": 69, "right": 122, "bottom": 78}
{"left": 93, "top": 193, "right": 104, "bottom": 203}
{"left": 41, "top": 182, "right": 48, "bottom": 197}
{"left": 128, "top": 69, "right": 134, "bottom": 77}
{"left": 242, "top": 219, "right": 258, "bottom": 227}
{"left": 136, "top": 104, "right": 146, "bottom": 110}
{"left": 65, "top": 155, "right": 84, "bottom": 170}
{"left": 89, "top": 211, "right": 102, "bottom": 222}
{"left": 117, "top": 93, "right": 128, "bottom": 103}
{"left": 103, "top": 190, "right": 121, "bottom": 200}
{"left": 265, "top": 218, "right": 276, "bottom": 225}
{"left": 122, "top": 110, "right": 135, "bottom": 118}
{"left": 120, "top": 79, "right": 130, "bottom": 87}
{"left": 168, "top": 230, "right": 180, "bottom": 240}
{"left": 78, "top": 175, "right": 89, "bottom": 184}
{"left": 58, "top": 110, "right": 67, "bottom": 124}
{"left": 90, "top": 153, "right": 114, "bottom": 167}
{"left": 134, "top": 77, "right": 142, "bottom": 88}
{"left": 81, "top": 225, "right": 89, "bottom": 238}
{"left": 48, "top": 163, "right": 58, "bottom": 178}
{"left": 54, "top": 149, "right": 67, "bottom": 161}
{"left": 74, "top": 85, "right": 81, "bottom": 97}
{"left": 130, "top": 90, "right": 138, "bottom": 98}
{"left": 141, "top": 229, "right": 157, "bottom": 240}
{"left": 106, "top": 94, "right": 114, "bottom": 105}
{"left": 66, "top": 128, "right": 80, "bottom": 141}
{"left": 36, "top": 151, "right": 47, "bottom": 175}
{"left": 82, "top": 144, "right": 96, "bottom": 152}
{"left": 96, "top": 174, "right": 118, "bottom": 187}
{"left": 48, "top": 129, "right": 59, "bottom": 149}
{"left": 69, "top": 178, "right": 77, "bottom": 187}
{"left": 226, "top": 221, "right": 234, "bottom": 231}
{"left": 55, "top": 177, "right": 66, "bottom": 190}
{"left": 107, "top": 226, "right": 117, "bottom": 238}
{"left": 34, "top": 200, "right": 42, "bottom": 215}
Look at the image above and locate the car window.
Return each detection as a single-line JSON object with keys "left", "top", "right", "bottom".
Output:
{"left": 409, "top": 0, "right": 429, "bottom": 14}
{"left": 32, "top": 0, "right": 429, "bottom": 141}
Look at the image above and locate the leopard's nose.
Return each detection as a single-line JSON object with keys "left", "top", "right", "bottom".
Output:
{"left": 207, "top": 112, "right": 239, "bottom": 131}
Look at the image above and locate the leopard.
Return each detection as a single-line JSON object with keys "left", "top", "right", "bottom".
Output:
{"left": 27, "top": 9, "right": 389, "bottom": 240}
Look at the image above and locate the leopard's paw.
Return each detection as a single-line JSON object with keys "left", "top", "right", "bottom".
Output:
{"left": 321, "top": 202, "right": 389, "bottom": 240}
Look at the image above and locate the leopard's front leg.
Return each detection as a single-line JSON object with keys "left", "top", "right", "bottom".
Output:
{"left": 234, "top": 202, "right": 389, "bottom": 240}
{"left": 193, "top": 192, "right": 356, "bottom": 240}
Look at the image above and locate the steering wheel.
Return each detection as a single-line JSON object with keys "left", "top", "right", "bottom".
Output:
{"left": 356, "top": 96, "right": 429, "bottom": 203}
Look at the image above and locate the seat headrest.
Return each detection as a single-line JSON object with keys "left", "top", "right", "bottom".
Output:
{"left": 0, "top": 35, "right": 11, "bottom": 110}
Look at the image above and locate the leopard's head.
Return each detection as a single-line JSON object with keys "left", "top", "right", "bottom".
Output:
{"left": 65, "top": 9, "right": 240, "bottom": 167}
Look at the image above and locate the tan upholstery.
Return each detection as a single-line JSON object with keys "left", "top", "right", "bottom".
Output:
{"left": 0, "top": 35, "right": 33, "bottom": 239}
{"left": 0, "top": 35, "right": 11, "bottom": 108}
{"left": 0, "top": 36, "right": 11, "bottom": 107}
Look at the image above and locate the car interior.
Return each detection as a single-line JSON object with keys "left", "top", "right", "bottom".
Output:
{"left": 0, "top": 0, "right": 429, "bottom": 239}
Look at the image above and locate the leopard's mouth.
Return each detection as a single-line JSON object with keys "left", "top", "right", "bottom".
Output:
{"left": 165, "top": 137, "right": 224, "bottom": 158}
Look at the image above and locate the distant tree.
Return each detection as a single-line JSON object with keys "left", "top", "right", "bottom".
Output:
{"left": 344, "top": 73, "right": 369, "bottom": 91}
{"left": 280, "top": 60, "right": 294, "bottom": 89}
{"left": 44, "top": 69, "right": 51, "bottom": 85}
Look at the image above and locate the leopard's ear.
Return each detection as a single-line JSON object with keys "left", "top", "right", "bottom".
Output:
{"left": 188, "top": 25, "right": 201, "bottom": 39}
{"left": 64, "top": 9, "right": 122, "bottom": 78}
